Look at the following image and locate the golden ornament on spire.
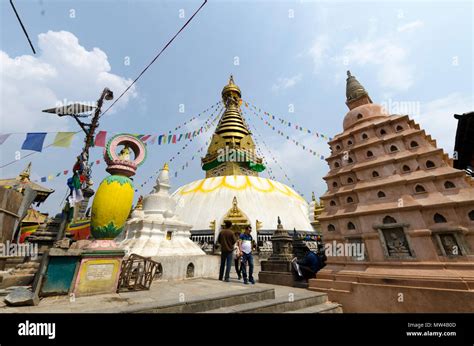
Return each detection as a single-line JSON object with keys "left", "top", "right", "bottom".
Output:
{"left": 201, "top": 76, "right": 265, "bottom": 178}
{"left": 19, "top": 162, "right": 32, "bottom": 182}
{"left": 163, "top": 162, "right": 169, "bottom": 171}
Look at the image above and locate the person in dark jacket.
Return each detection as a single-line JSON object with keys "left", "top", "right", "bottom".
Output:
{"left": 293, "top": 249, "right": 321, "bottom": 281}
{"left": 217, "top": 220, "right": 237, "bottom": 282}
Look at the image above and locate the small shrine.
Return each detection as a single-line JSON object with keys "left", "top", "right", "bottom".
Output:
{"left": 259, "top": 217, "right": 297, "bottom": 286}
{"left": 119, "top": 163, "right": 210, "bottom": 281}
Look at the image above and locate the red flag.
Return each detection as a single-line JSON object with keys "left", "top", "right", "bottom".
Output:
{"left": 141, "top": 135, "right": 151, "bottom": 142}
{"left": 94, "top": 131, "right": 107, "bottom": 147}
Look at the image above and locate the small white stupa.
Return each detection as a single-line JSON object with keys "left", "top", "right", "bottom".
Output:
{"left": 118, "top": 163, "right": 211, "bottom": 280}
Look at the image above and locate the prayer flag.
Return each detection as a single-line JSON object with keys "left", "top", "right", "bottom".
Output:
{"left": 0, "top": 133, "right": 11, "bottom": 145}
{"left": 94, "top": 131, "right": 107, "bottom": 147}
{"left": 21, "top": 133, "right": 47, "bottom": 152}
{"left": 52, "top": 132, "right": 75, "bottom": 147}
{"left": 141, "top": 135, "right": 151, "bottom": 142}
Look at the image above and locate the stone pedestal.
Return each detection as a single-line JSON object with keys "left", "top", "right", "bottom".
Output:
{"left": 259, "top": 218, "right": 297, "bottom": 286}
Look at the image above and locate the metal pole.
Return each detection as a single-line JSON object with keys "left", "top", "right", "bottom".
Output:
{"left": 56, "top": 88, "right": 113, "bottom": 240}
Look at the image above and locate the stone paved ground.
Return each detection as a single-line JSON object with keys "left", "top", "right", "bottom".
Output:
{"left": 0, "top": 276, "right": 317, "bottom": 313}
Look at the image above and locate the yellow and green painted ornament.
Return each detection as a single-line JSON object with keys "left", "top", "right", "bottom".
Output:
{"left": 91, "top": 134, "right": 147, "bottom": 239}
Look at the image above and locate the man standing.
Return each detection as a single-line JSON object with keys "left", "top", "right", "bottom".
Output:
{"left": 239, "top": 225, "right": 255, "bottom": 284}
{"left": 217, "top": 220, "right": 237, "bottom": 282}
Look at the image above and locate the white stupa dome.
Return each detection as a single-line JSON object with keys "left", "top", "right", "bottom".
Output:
{"left": 171, "top": 175, "right": 313, "bottom": 235}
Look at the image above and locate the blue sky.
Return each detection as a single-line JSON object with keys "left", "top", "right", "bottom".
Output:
{"left": 1, "top": 0, "right": 473, "bottom": 215}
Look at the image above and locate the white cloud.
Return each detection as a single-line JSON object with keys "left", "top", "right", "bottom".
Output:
{"left": 416, "top": 93, "right": 473, "bottom": 154}
{"left": 0, "top": 30, "right": 136, "bottom": 133}
{"left": 260, "top": 131, "right": 330, "bottom": 200}
{"left": 308, "top": 35, "right": 330, "bottom": 72}
{"left": 271, "top": 74, "right": 302, "bottom": 92}
{"left": 397, "top": 20, "right": 424, "bottom": 33}
{"left": 340, "top": 38, "right": 414, "bottom": 91}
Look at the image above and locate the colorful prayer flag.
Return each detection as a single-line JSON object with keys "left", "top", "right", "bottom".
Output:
{"left": 0, "top": 133, "right": 11, "bottom": 145}
{"left": 158, "top": 135, "right": 165, "bottom": 145}
{"left": 52, "top": 132, "right": 75, "bottom": 147}
{"left": 21, "top": 133, "right": 47, "bottom": 152}
{"left": 141, "top": 135, "right": 152, "bottom": 142}
{"left": 94, "top": 131, "right": 107, "bottom": 147}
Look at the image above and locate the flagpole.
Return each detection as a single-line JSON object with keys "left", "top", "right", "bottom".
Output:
{"left": 56, "top": 88, "right": 114, "bottom": 240}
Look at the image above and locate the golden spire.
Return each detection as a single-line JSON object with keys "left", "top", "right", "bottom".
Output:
{"left": 18, "top": 162, "right": 32, "bottom": 182}
{"left": 163, "top": 162, "right": 169, "bottom": 171}
{"left": 345, "top": 70, "right": 372, "bottom": 110}
{"left": 201, "top": 76, "right": 265, "bottom": 178}
{"left": 215, "top": 75, "right": 249, "bottom": 141}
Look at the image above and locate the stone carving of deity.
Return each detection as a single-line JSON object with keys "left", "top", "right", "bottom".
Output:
{"left": 385, "top": 230, "right": 411, "bottom": 257}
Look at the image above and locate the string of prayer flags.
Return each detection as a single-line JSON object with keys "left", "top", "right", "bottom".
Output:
{"left": 21, "top": 133, "right": 47, "bottom": 152}
{"left": 243, "top": 100, "right": 333, "bottom": 141}
{"left": 133, "top": 108, "right": 224, "bottom": 194}
{"left": 34, "top": 160, "right": 102, "bottom": 183}
{"left": 244, "top": 108, "right": 326, "bottom": 161}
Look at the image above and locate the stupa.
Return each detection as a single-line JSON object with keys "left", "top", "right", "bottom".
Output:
{"left": 309, "top": 71, "right": 474, "bottom": 312}
{"left": 119, "top": 164, "right": 210, "bottom": 280}
{"left": 171, "top": 76, "right": 314, "bottom": 245}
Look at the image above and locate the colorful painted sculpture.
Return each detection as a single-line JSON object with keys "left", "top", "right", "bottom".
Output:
{"left": 91, "top": 134, "right": 147, "bottom": 241}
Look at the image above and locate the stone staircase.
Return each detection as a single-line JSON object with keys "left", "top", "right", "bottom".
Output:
{"left": 130, "top": 281, "right": 342, "bottom": 314}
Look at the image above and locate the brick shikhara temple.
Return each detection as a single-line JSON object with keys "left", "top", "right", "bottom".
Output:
{"left": 309, "top": 71, "right": 474, "bottom": 312}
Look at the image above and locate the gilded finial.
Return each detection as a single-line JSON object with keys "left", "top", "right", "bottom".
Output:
{"left": 347, "top": 70, "right": 352, "bottom": 77}
{"left": 19, "top": 162, "right": 32, "bottom": 181}
{"left": 229, "top": 74, "right": 235, "bottom": 84}
{"left": 277, "top": 216, "right": 281, "bottom": 226}
{"left": 163, "top": 163, "right": 169, "bottom": 171}
{"left": 135, "top": 195, "right": 143, "bottom": 210}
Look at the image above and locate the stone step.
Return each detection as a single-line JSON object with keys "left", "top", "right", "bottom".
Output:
{"left": 203, "top": 291, "right": 328, "bottom": 313}
{"left": 309, "top": 279, "right": 353, "bottom": 292}
{"left": 102, "top": 286, "right": 276, "bottom": 313}
{"left": 286, "top": 302, "right": 343, "bottom": 313}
